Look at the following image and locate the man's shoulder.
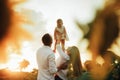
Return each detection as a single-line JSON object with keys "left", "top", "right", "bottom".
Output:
{"left": 37, "top": 46, "right": 43, "bottom": 51}
{"left": 42, "top": 46, "right": 54, "bottom": 54}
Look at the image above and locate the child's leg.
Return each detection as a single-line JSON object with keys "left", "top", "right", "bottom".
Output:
{"left": 61, "top": 39, "right": 65, "bottom": 51}
{"left": 53, "top": 40, "right": 57, "bottom": 52}
{"left": 54, "top": 40, "right": 60, "bottom": 52}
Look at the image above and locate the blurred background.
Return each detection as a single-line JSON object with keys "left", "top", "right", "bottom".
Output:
{"left": 0, "top": 0, "right": 120, "bottom": 79}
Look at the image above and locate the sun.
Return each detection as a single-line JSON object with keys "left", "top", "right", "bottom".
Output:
{"left": 0, "top": 41, "right": 37, "bottom": 72}
{"left": 6, "top": 54, "right": 22, "bottom": 72}
{"left": 5, "top": 53, "right": 33, "bottom": 72}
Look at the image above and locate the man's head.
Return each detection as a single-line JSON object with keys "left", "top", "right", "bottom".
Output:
{"left": 42, "top": 33, "right": 52, "bottom": 46}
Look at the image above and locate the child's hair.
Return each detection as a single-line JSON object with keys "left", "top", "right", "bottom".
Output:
{"left": 57, "top": 18, "right": 63, "bottom": 23}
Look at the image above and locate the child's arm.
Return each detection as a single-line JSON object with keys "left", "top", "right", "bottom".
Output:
{"left": 64, "top": 27, "right": 67, "bottom": 38}
{"left": 64, "top": 26, "right": 69, "bottom": 41}
{"left": 54, "top": 28, "right": 57, "bottom": 40}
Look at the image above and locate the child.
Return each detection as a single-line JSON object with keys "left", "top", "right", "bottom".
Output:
{"left": 53, "top": 18, "right": 69, "bottom": 52}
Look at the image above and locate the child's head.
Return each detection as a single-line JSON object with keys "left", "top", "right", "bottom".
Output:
{"left": 57, "top": 18, "right": 63, "bottom": 27}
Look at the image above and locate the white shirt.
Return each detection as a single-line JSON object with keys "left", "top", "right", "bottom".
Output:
{"left": 36, "top": 45, "right": 57, "bottom": 80}
{"left": 56, "top": 45, "right": 70, "bottom": 80}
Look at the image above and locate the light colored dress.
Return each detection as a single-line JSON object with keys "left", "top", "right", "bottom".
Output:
{"left": 55, "top": 26, "right": 69, "bottom": 41}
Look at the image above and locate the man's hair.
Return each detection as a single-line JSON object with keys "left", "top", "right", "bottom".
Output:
{"left": 42, "top": 33, "right": 52, "bottom": 46}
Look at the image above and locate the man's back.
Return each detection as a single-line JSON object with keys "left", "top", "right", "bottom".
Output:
{"left": 36, "top": 45, "right": 57, "bottom": 80}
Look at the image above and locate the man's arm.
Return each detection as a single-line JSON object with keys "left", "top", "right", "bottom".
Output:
{"left": 48, "top": 53, "right": 57, "bottom": 74}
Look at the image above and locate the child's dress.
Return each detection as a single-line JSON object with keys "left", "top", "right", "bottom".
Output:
{"left": 55, "top": 26, "right": 69, "bottom": 41}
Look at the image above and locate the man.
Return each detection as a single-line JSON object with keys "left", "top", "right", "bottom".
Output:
{"left": 36, "top": 33, "right": 57, "bottom": 80}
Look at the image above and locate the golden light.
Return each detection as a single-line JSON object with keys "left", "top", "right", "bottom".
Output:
{"left": 0, "top": 0, "right": 32, "bottom": 64}
{"left": 20, "top": 41, "right": 37, "bottom": 72}
{"left": 0, "top": 41, "right": 35, "bottom": 72}
{"left": 3, "top": 53, "right": 33, "bottom": 72}
{"left": 1, "top": 0, "right": 119, "bottom": 76}
{"left": 96, "top": 55, "right": 104, "bottom": 65}
{"left": 6, "top": 54, "right": 22, "bottom": 71}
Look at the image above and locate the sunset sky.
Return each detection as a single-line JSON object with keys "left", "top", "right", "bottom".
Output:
{"left": 0, "top": 0, "right": 105, "bottom": 71}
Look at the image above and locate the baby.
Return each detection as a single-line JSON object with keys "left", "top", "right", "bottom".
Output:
{"left": 53, "top": 18, "right": 69, "bottom": 52}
